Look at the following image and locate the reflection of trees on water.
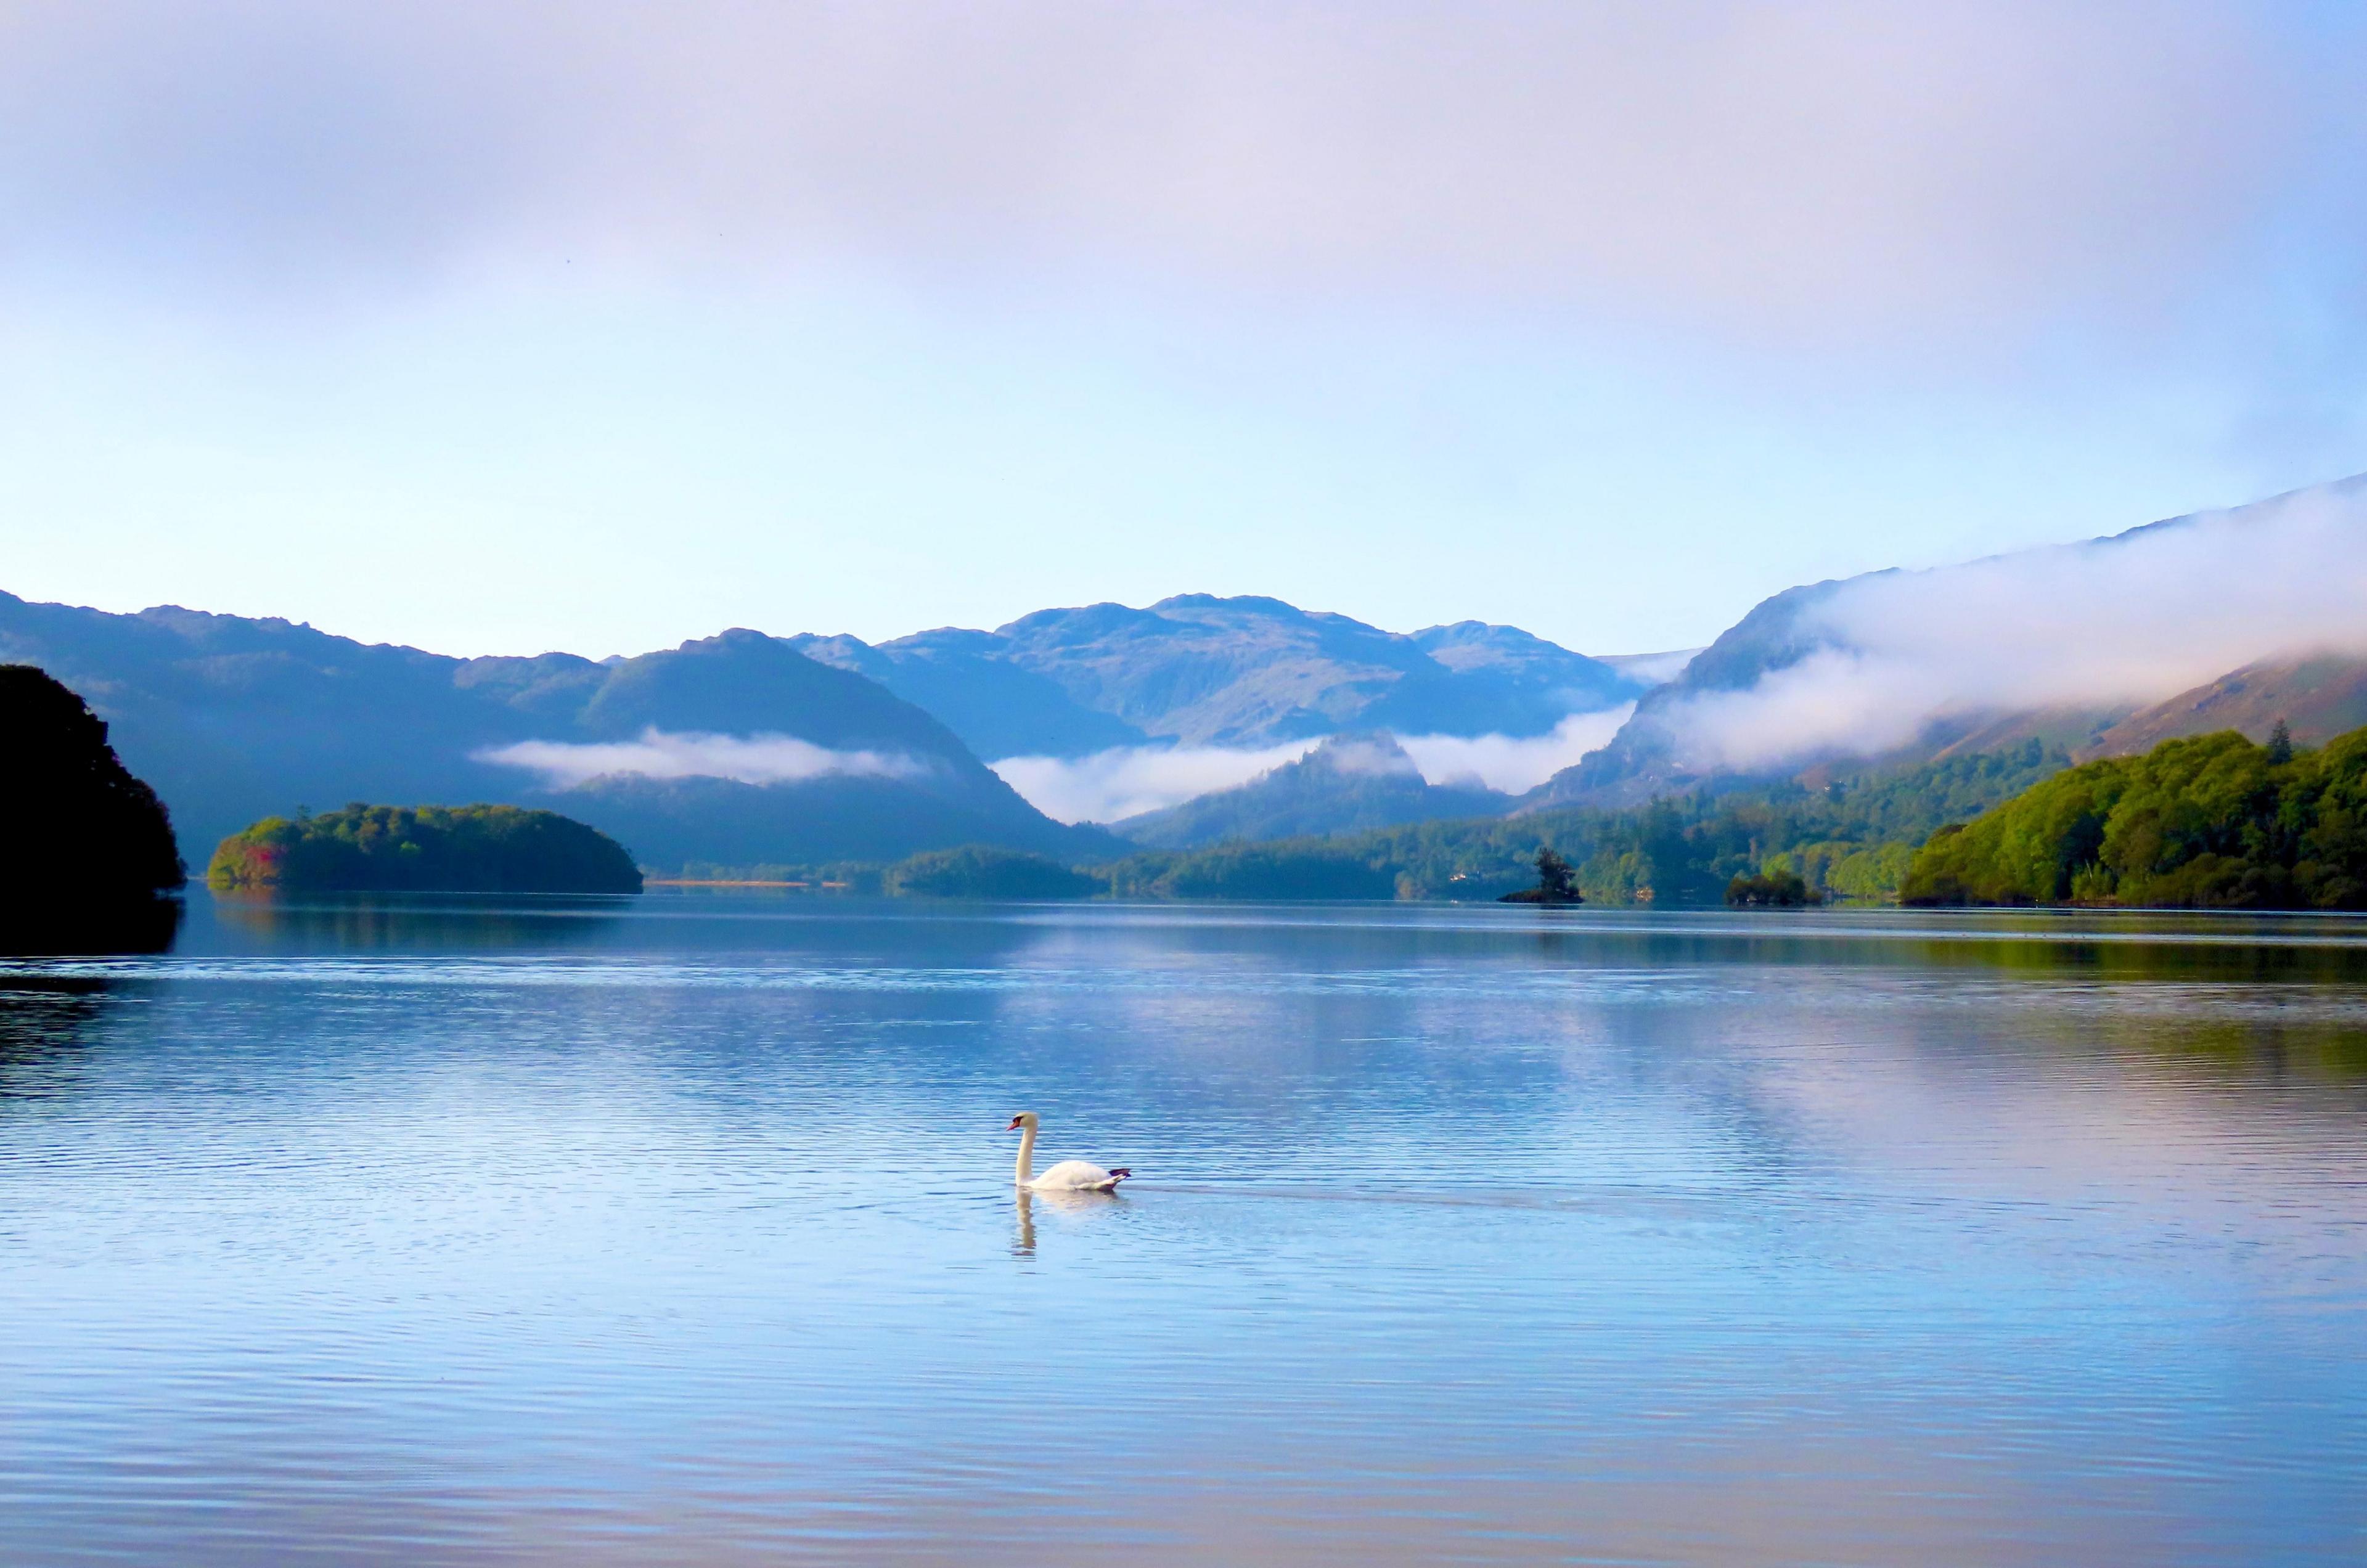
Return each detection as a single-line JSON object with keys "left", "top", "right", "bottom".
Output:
{"left": 0, "top": 896, "right": 182, "bottom": 957}
{"left": 0, "top": 978, "right": 118, "bottom": 1095}
{"left": 210, "top": 892, "right": 632, "bottom": 952}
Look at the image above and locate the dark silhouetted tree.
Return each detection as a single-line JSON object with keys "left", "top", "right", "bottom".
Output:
{"left": 1534, "top": 846, "right": 1578, "bottom": 901}
{"left": 1, "top": 665, "right": 184, "bottom": 903}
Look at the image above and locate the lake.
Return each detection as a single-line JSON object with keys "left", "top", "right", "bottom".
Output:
{"left": 3, "top": 894, "right": 2364, "bottom": 1565}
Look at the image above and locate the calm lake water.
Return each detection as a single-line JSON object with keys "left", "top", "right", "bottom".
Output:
{"left": 3, "top": 894, "right": 2365, "bottom": 1566}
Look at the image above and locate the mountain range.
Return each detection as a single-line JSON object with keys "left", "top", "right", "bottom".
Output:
{"left": 792, "top": 595, "right": 1643, "bottom": 756}
{"left": 2, "top": 589, "right": 1653, "bottom": 871}
{"left": 0, "top": 596, "right": 1110, "bottom": 871}
{"left": 12, "top": 468, "right": 2363, "bottom": 875}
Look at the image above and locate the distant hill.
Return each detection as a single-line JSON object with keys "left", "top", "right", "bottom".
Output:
{"left": 1524, "top": 578, "right": 1857, "bottom": 806}
{"left": 0, "top": 594, "right": 1113, "bottom": 871}
{"left": 789, "top": 629, "right": 1149, "bottom": 759}
{"left": 1116, "top": 733, "right": 1511, "bottom": 849}
{"left": 2085, "top": 653, "right": 2367, "bottom": 758}
{"left": 1534, "top": 471, "right": 2367, "bottom": 807}
{"left": 796, "top": 596, "right": 1640, "bottom": 756}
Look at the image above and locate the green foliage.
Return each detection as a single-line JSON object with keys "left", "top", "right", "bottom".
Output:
{"left": 207, "top": 803, "right": 642, "bottom": 894}
{"left": 1901, "top": 727, "right": 2367, "bottom": 909}
{"left": 615, "top": 743, "right": 2071, "bottom": 907}
{"left": 885, "top": 844, "right": 1098, "bottom": 899}
{"left": 1072, "top": 743, "right": 2064, "bottom": 905}
{"left": 1726, "top": 869, "right": 1817, "bottom": 907}
{"left": 1500, "top": 845, "right": 1583, "bottom": 904}
{"left": 1096, "top": 841, "right": 1402, "bottom": 900}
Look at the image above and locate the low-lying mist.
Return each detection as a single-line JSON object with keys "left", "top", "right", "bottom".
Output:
{"left": 990, "top": 741, "right": 1320, "bottom": 825}
{"left": 992, "top": 708, "right": 1633, "bottom": 823}
{"left": 1664, "top": 478, "right": 2367, "bottom": 770}
{"left": 478, "top": 729, "right": 928, "bottom": 790}
{"left": 1398, "top": 709, "right": 1634, "bottom": 793}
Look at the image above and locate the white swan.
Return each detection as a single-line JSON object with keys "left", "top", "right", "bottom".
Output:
{"left": 1007, "top": 1112, "right": 1131, "bottom": 1192}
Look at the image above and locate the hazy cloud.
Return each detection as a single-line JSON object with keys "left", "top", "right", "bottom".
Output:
{"left": 1400, "top": 709, "right": 1635, "bottom": 794}
{"left": 995, "top": 710, "right": 1637, "bottom": 820}
{"left": 2, "top": 2, "right": 2355, "bottom": 347}
{"left": 1663, "top": 480, "right": 2367, "bottom": 770}
{"left": 479, "top": 728, "right": 928, "bottom": 790}
{"left": 992, "top": 740, "right": 1318, "bottom": 825}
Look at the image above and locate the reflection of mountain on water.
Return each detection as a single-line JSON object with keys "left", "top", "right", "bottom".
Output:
{"left": 0, "top": 896, "right": 183, "bottom": 957}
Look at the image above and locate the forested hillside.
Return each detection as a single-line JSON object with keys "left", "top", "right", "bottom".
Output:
{"left": 1099, "top": 742, "right": 2066, "bottom": 903}
{"left": 1903, "top": 725, "right": 2367, "bottom": 909}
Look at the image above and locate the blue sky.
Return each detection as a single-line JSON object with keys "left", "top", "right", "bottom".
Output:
{"left": 4, "top": 2, "right": 2364, "bottom": 659}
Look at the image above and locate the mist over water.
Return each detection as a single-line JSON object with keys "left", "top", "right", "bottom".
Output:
{"left": 4, "top": 894, "right": 2364, "bottom": 1565}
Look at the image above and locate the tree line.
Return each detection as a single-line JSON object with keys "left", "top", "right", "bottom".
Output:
{"left": 1903, "top": 723, "right": 2367, "bottom": 909}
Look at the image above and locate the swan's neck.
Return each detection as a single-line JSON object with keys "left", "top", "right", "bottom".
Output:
{"left": 1014, "top": 1125, "right": 1036, "bottom": 1186}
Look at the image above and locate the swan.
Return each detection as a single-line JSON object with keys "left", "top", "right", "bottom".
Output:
{"left": 1007, "top": 1112, "right": 1131, "bottom": 1192}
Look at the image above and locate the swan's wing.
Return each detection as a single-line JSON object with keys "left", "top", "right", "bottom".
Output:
{"left": 1028, "top": 1159, "right": 1114, "bottom": 1190}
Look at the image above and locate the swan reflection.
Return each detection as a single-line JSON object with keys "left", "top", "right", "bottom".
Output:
{"left": 1011, "top": 1185, "right": 1124, "bottom": 1257}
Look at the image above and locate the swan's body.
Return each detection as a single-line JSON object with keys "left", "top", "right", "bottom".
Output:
{"left": 1007, "top": 1112, "right": 1130, "bottom": 1192}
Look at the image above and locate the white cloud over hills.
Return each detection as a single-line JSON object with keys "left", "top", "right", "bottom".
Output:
{"left": 1659, "top": 477, "right": 2367, "bottom": 771}
{"left": 991, "top": 707, "right": 1634, "bottom": 823}
{"left": 990, "top": 741, "right": 1320, "bottom": 825}
{"left": 480, "top": 729, "right": 927, "bottom": 790}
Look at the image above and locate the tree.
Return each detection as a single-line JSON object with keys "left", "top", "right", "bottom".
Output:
{"left": 1, "top": 664, "right": 185, "bottom": 902}
{"left": 1534, "top": 846, "right": 1579, "bottom": 901}
{"left": 2267, "top": 719, "right": 2294, "bottom": 766}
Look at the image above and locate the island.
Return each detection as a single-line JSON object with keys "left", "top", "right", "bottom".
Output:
{"left": 208, "top": 804, "right": 644, "bottom": 894}
{"left": 1499, "top": 847, "right": 1584, "bottom": 905}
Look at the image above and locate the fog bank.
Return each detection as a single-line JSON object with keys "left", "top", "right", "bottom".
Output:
{"left": 1663, "top": 479, "right": 2367, "bottom": 770}
{"left": 479, "top": 730, "right": 928, "bottom": 790}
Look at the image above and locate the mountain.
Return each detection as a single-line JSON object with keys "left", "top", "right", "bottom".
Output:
{"left": 0, "top": 593, "right": 1113, "bottom": 870}
{"left": 796, "top": 596, "right": 1640, "bottom": 757}
{"left": 788, "top": 629, "right": 1148, "bottom": 759}
{"left": 1532, "top": 471, "right": 2367, "bottom": 808}
{"left": 2085, "top": 653, "right": 2367, "bottom": 759}
{"left": 1114, "top": 733, "right": 1511, "bottom": 849}
{"left": 1525, "top": 579, "right": 1854, "bottom": 806}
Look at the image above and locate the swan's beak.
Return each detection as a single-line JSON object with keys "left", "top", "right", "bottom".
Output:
{"left": 1004, "top": 1117, "right": 1023, "bottom": 1131}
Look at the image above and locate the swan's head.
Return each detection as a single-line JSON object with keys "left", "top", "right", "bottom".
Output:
{"left": 1005, "top": 1112, "right": 1039, "bottom": 1132}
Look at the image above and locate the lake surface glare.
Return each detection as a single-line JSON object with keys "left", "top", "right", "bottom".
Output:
{"left": 3, "top": 895, "right": 2364, "bottom": 1566}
